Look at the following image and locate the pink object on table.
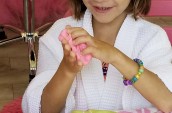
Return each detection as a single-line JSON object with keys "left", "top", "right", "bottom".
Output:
{"left": 58, "top": 29, "right": 92, "bottom": 65}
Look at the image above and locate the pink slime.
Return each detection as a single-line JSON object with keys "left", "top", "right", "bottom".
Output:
{"left": 58, "top": 29, "right": 92, "bottom": 65}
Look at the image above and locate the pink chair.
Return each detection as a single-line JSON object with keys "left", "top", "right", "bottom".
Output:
{"left": 0, "top": 0, "right": 71, "bottom": 81}
{"left": 148, "top": 0, "right": 172, "bottom": 44}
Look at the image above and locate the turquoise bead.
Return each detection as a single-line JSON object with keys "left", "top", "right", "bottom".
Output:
{"left": 132, "top": 77, "right": 138, "bottom": 83}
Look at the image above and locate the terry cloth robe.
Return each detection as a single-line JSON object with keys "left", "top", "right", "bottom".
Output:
{"left": 22, "top": 9, "right": 172, "bottom": 113}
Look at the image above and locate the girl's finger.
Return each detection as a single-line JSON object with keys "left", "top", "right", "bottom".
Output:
{"left": 70, "top": 29, "right": 88, "bottom": 39}
{"left": 65, "top": 25, "right": 71, "bottom": 29}
{"left": 69, "top": 51, "right": 76, "bottom": 62}
{"left": 63, "top": 44, "right": 71, "bottom": 56}
{"left": 77, "top": 61, "right": 83, "bottom": 66}
{"left": 81, "top": 46, "right": 94, "bottom": 56}
{"left": 61, "top": 38, "right": 68, "bottom": 44}
{"left": 66, "top": 27, "right": 82, "bottom": 34}
{"left": 73, "top": 35, "right": 92, "bottom": 45}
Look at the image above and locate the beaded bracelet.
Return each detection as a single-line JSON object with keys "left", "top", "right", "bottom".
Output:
{"left": 123, "top": 58, "right": 144, "bottom": 86}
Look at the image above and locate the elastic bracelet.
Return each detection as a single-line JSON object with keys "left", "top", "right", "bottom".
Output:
{"left": 123, "top": 58, "right": 144, "bottom": 86}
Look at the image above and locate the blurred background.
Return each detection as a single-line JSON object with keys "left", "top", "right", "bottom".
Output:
{"left": 0, "top": 0, "right": 171, "bottom": 112}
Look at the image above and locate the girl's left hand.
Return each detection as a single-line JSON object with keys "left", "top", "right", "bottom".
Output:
{"left": 66, "top": 26, "right": 117, "bottom": 64}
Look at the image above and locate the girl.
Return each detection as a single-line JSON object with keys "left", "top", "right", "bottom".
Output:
{"left": 22, "top": 0, "right": 172, "bottom": 113}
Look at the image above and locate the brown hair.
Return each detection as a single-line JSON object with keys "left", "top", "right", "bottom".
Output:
{"left": 69, "top": 0, "right": 151, "bottom": 20}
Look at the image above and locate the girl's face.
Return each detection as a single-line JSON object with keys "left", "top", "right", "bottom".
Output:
{"left": 82, "top": 0, "right": 131, "bottom": 24}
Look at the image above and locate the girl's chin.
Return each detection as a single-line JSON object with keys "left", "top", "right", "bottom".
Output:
{"left": 93, "top": 17, "right": 115, "bottom": 24}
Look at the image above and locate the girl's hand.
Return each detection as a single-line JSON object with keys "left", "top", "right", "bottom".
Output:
{"left": 60, "top": 36, "right": 83, "bottom": 75}
{"left": 66, "top": 26, "right": 117, "bottom": 64}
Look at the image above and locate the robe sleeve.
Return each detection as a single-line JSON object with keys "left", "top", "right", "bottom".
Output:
{"left": 139, "top": 28, "right": 172, "bottom": 92}
{"left": 122, "top": 27, "right": 172, "bottom": 110}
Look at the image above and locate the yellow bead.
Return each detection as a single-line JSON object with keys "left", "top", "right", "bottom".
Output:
{"left": 135, "top": 74, "right": 140, "bottom": 79}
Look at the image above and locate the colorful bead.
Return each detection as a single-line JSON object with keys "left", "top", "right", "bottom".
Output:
{"left": 135, "top": 74, "right": 140, "bottom": 79}
{"left": 132, "top": 77, "right": 138, "bottom": 83}
{"left": 123, "top": 79, "right": 132, "bottom": 86}
{"left": 123, "top": 58, "right": 144, "bottom": 86}
{"left": 123, "top": 79, "right": 128, "bottom": 86}
{"left": 139, "top": 69, "right": 144, "bottom": 73}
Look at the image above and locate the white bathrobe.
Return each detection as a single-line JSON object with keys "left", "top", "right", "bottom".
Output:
{"left": 22, "top": 9, "right": 172, "bottom": 113}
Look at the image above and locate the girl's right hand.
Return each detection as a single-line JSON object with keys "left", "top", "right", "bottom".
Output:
{"left": 60, "top": 37, "right": 83, "bottom": 75}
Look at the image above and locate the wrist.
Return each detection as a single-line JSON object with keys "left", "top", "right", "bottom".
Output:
{"left": 110, "top": 48, "right": 140, "bottom": 79}
{"left": 110, "top": 48, "right": 122, "bottom": 65}
{"left": 59, "top": 60, "right": 78, "bottom": 78}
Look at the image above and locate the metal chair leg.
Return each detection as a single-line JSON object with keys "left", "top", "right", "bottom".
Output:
{"left": 24, "top": 0, "right": 37, "bottom": 82}
{"left": 22, "top": 33, "right": 37, "bottom": 82}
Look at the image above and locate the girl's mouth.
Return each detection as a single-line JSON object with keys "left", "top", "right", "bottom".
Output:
{"left": 94, "top": 6, "right": 113, "bottom": 13}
